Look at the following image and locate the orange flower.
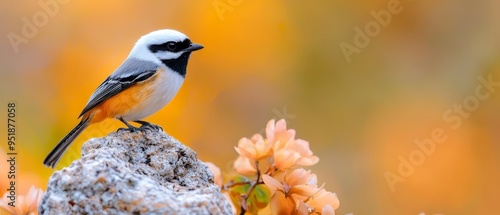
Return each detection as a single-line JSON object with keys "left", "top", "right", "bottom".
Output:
{"left": 307, "top": 189, "right": 339, "bottom": 215}
{"left": 273, "top": 147, "right": 301, "bottom": 170}
{"left": 262, "top": 168, "right": 339, "bottom": 215}
{"left": 268, "top": 189, "right": 295, "bottom": 215}
{"left": 266, "top": 119, "right": 319, "bottom": 170}
{"left": 0, "top": 186, "right": 43, "bottom": 215}
{"left": 320, "top": 205, "right": 336, "bottom": 215}
{"left": 233, "top": 155, "right": 257, "bottom": 175}
{"left": 262, "top": 169, "right": 319, "bottom": 214}
{"left": 273, "top": 139, "right": 319, "bottom": 171}
{"left": 234, "top": 134, "right": 273, "bottom": 160}
{"left": 266, "top": 119, "right": 296, "bottom": 149}
{"left": 286, "top": 139, "right": 319, "bottom": 166}
{"left": 206, "top": 162, "right": 223, "bottom": 187}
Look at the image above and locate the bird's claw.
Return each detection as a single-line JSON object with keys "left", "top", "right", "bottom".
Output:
{"left": 140, "top": 124, "right": 163, "bottom": 131}
{"left": 117, "top": 127, "right": 139, "bottom": 132}
{"left": 134, "top": 121, "right": 163, "bottom": 131}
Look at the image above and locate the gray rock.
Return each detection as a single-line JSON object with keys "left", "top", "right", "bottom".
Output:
{"left": 40, "top": 128, "right": 232, "bottom": 215}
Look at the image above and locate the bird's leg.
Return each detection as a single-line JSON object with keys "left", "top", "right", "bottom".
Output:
{"left": 118, "top": 117, "right": 139, "bottom": 132}
{"left": 134, "top": 120, "right": 163, "bottom": 131}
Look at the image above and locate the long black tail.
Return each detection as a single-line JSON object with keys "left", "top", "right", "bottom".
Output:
{"left": 43, "top": 118, "right": 90, "bottom": 168}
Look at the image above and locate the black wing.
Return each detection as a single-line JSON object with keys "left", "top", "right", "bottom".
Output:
{"left": 78, "top": 58, "right": 159, "bottom": 118}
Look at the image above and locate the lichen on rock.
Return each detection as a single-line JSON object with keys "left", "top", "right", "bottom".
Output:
{"left": 39, "top": 128, "right": 232, "bottom": 215}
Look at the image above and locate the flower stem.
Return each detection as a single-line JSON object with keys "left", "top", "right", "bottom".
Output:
{"left": 239, "top": 160, "right": 262, "bottom": 215}
{"left": 223, "top": 181, "right": 251, "bottom": 190}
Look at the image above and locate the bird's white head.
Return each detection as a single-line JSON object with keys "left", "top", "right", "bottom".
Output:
{"left": 128, "top": 29, "right": 203, "bottom": 75}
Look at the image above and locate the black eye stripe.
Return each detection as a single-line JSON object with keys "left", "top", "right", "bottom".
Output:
{"left": 148, "top": 39, "right": 191, "bottom": 53}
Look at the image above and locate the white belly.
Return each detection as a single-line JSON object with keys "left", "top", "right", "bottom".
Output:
{"left": 121, "top": 68, "right": 184, "bottom": 121}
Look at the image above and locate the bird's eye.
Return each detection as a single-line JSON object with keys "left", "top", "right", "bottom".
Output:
{"left": 166, "top": 42, "right": 177, "bottom": 51}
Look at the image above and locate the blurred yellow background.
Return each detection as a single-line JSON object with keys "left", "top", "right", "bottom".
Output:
{"left": 0, "top": 0, "right": 499, "bottom": 214}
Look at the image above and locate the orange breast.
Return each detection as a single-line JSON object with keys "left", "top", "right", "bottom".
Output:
{"left": 85, "top": 73, "right": 159, "bottom": 124}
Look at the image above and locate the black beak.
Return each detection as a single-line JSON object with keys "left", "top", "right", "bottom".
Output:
{"left": 185, "top": 43, "right": 204, "bottom": 52}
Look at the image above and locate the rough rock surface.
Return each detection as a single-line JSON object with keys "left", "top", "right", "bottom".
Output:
{"left": 39, "top": 128, "right": 232, "bottom": 215}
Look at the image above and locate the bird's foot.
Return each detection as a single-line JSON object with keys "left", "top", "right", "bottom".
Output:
{"left": 117, "top": 126, "right": 139, "bottom": 133}
{"left": 118, "top": 117, "right": 141, "bottom": 132}
{"left": 142, "top": 124, "right": 163, "bottom": 131}
{"left": 134, "top": 121, "right": 163, "bottom": 131}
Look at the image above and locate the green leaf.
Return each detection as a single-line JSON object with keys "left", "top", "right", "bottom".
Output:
{"left": 227, "top": 175, "right": 251, "bottom": 213}
{"left": 247, "top": 184, "right": 271, "bottom": 212}
{"left": 230, "top": 175, "right": 251, "bottom": 194}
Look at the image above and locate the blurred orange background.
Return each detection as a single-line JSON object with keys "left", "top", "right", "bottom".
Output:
{"left": 0, "top": 1, "right": 499, "bottom": 214}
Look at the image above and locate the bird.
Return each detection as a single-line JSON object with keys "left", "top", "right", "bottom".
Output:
{"left": 43, "top": 29, "right": 203, "bottom": 168}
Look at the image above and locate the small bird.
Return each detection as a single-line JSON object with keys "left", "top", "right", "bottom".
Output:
{"left": 43, "top": 29, "right": 203, "bottom": 168}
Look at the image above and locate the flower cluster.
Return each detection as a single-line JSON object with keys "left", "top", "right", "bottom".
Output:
{"left": 0, "top": 186, "right": 43, "bottom": 215}
{"left": 234, "top": 119, "right": 319, "bottom": 175}
{"left": 262, "top": 169, "right": 339, "bottom": 215}
{"left": 207, "top": 119, "right": 339, "bottom": 215}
